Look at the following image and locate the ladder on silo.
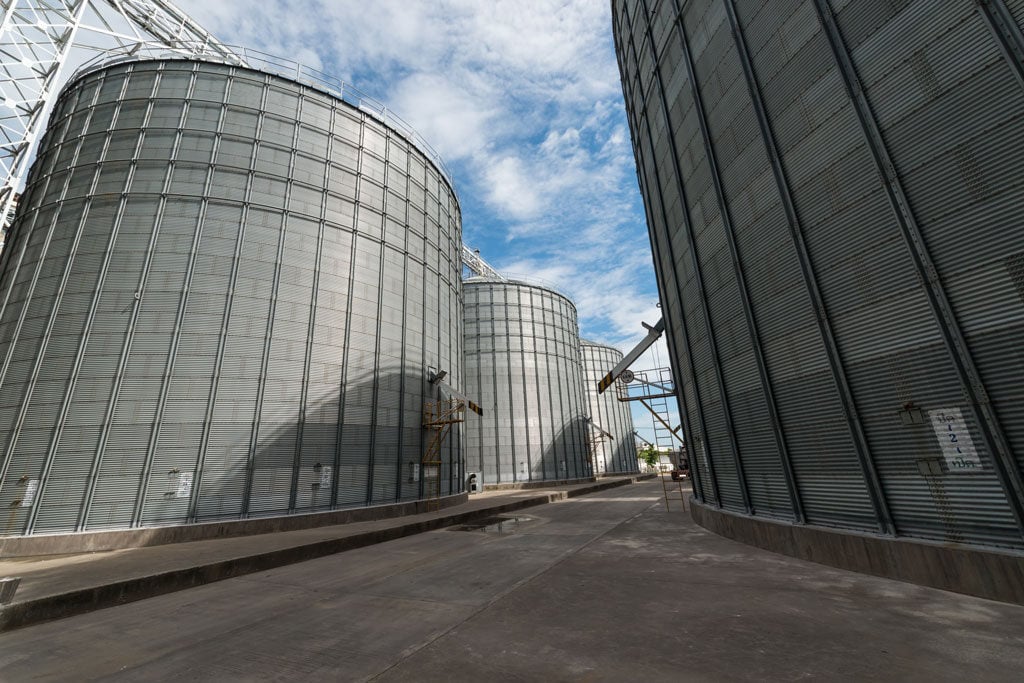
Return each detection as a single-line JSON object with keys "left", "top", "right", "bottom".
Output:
{"left": 422, "top": 371, "right": 484, "bottom": 511}
{"left": 611, "top": 366, "right": 686, "bottom": 511}
{"left": 649, "top": 391, "right": 678, "bottom": 453}
{"left": 648, "top": 391, "right": 686, "bottom": 512}
{"left": 657, "top": 451, "right": 686, "bottom": 512}
{"left": 422, "top": 398, "right": 466, "bottom": 511}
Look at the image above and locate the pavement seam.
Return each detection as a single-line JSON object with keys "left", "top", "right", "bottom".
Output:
{"left": 0, "top": 478, "right": 642, "bottom": 633}
{"left": 365, "top": 487, "right": 664, "bottom": 682}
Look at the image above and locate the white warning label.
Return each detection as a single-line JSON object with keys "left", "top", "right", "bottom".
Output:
{"left": 23, "top": 479, "right": 39, "bottom": 506}
{"left": 176, "top": 471, "right": 194, "bottom": 498}
{"left": 928, "top": 407, "right": 982, "bottom": 472}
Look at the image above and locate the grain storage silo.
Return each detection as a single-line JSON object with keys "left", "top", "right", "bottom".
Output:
{"left": 0, "top": 56, "right": 463, "bottom": 539}
{"left": 580, "top": 340, "right": 638, "bottom": 474}
{"left": 464, "top": 278, "right": 590, "bottom": 486}
{"left": 613, "top": 0, "right": 1024, "bottom": 600}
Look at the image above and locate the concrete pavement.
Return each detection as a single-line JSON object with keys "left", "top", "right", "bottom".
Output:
{"left": 1, "top": 478, "right": 1022, "bottom": 681}
{"left": 0, "top": 475, "right": 648, "bottom": 632}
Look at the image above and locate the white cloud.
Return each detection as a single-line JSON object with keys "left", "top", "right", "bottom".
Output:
{"left": 387, "top": 72, "right": 497, "bottom": 161}
{"left": 483, "top": 157, "right": 543, "bottom": 220}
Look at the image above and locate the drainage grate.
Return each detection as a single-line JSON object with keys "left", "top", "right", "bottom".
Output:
{"left": 454, "top": 515, "right": 532, "bottom": 534}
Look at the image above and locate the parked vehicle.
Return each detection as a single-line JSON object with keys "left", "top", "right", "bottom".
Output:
{"left": 671, "top": 460, "right": 690, "bottom": 481}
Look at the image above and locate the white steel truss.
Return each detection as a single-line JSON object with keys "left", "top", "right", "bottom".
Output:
{"left": 461, "top": 244, "right": 505, "bottom": 281}
{"left": 0, "top": 0, "right": 244, "bottom": 232}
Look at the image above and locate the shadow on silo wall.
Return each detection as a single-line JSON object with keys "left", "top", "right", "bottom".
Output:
{"left": 472, "top": 414, "right": 593, "bottom": 488}
{"left": 0, "top": 367, "right": 462, "bottom": 537}
{"left": 599, "top": 434, "right": 640, "bottom": 476}
{"left": 538, "top": 414, "right": 593, "bottom": 482}
{"left": 184, "top": 367, "right": 462, "bottom": 525}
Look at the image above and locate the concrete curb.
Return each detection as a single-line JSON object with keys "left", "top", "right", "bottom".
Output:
{"left": 0, "top": 477, "right": 638, "bottom": 632}
{"left": 0, "top": 492, "right": 472, "bottom": 558}
{"left": 690, "top": 498, "right": 1024, "bottom": 605}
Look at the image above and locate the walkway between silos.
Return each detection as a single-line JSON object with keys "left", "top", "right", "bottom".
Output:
{"left": 1, "top": 478, "right": 1022, "bottom": 681}
{"left": 0, "top": 476, "right": 647, "bottom": 632}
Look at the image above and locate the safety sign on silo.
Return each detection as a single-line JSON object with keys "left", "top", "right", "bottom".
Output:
{"left": 928, "top": 408, "right": 982, "bottom": 472}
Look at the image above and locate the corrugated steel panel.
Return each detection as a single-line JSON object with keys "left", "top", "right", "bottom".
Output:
{"left": 34, "top": 190, "right": 149, "bottom": 531}
{"left": 836, "top": 0, "right": 1024, "bottom": 545}
{"left": 0, "top": 59, "right": 463, "bottom": 538}
{"left": 371, "top": 428, "right": 400, "bottom": 504}
{"left": 613, "top": 0, "right": 1024, "bottom": 547}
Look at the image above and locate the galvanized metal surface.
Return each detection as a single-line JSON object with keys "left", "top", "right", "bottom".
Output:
{"left": 613, "top": 0, "right": 1024, "bottom": 549}
{"left": 463, "top": 280, "right": 590, "bottom": 486}
{"left": 580, "top": 341, "right": 639, "bottom": 474}
{"left": 613, "top": 0, "right": 720, "bottom": 507}
{"left": 0, "top": 59, "right": 463, "bottom": 536}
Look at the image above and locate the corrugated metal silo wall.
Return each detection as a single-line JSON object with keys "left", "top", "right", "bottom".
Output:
{"left": 580, "top": 341, "right": 639, "bottom": 473}
{"left": 464, "top": 281, "right": 590, "bottom": 485}
{"left": 613, "top": 0, "right": 1024, "bottom": 549}
{"left": 0, "top": 59, "right": 463, "bottom": 536}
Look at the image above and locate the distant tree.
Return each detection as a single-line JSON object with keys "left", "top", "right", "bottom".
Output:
{"left": 637, "top": 446, "right": 659, "bottom": 469}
